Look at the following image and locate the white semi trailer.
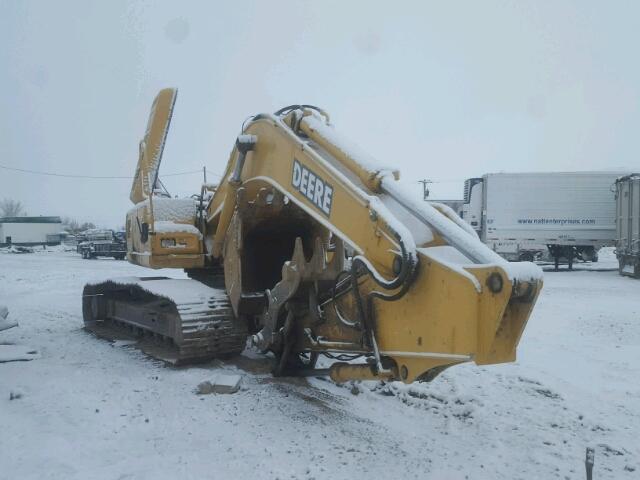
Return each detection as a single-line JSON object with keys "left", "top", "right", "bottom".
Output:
{"left": 461, "top": 172, "right": 622, "bottom": 268}
{"left": 615, "top": 174, "right": 640, "bottom": 278}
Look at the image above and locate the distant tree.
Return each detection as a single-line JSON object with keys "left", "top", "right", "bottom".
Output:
{"left": 0, "top": 198, "right": 25, "bottom": 217}
{"left": 62, "top": 217, "right": 96, "bottom": 234}
{"left": 62, "top": 217, "right": 79, "bottom": 233}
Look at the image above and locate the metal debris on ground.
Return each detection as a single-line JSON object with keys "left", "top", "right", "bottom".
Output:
{"left": 0, "top": 344, "right": 40, "bottom": 363}
{"left": 196, "top": 374, "right": 243, "bottom": 395}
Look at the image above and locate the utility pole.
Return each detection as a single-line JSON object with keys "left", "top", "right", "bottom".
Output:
{"left": 418, "top": 179, "right": 432, "bottom": 201}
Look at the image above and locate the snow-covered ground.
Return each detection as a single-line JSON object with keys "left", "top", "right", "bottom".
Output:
{"left": 0, "top": 248, "right": 638, "bottom": 479}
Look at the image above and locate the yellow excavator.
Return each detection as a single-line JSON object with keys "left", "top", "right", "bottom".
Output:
{"left": 83, "top": 89, "right": 543, "bottom": 384}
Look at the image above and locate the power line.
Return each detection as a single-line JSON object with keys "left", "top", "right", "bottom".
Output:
{"left": 417, "top": 178, "right": 464, "bottom": 183}
{"left": 0, "top": 163, "right": 220, "bottom": 179}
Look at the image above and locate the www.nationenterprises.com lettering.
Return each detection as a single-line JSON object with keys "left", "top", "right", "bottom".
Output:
{"left": 517, "top": 218, "right": 596, "bottom": 225}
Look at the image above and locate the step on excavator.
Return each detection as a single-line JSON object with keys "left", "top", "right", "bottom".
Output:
{"left": 83, "top": 89, "right": 543, "bottom": 384}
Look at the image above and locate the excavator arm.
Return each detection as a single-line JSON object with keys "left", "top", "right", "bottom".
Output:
{"left": 89, "top": 91, "right": 542, "bottom": 384}
{"left": 201, "top": 104, "right": 542, "bottom": 383}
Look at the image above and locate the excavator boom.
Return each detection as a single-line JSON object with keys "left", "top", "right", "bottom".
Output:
{"left": 83, "top": 91, "right": 543, "bottom": 383}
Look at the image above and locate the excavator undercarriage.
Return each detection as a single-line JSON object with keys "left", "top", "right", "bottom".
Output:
{"left": 83, "top": 90, "right": 543, "bottom": 383}
{"left": 83, "top": 278, "right": 246, "bottom": 364}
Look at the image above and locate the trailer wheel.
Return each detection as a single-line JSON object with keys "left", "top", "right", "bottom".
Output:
{"left": 518, "top": 252, "right": 534, "bottom": 262}
{"left": 578, "top": 246, "right": 597, "bottom": 262}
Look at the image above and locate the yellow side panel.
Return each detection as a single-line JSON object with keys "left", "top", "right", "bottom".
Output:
{"left": 374, "top": 251, "right": 537, "bottom": 383}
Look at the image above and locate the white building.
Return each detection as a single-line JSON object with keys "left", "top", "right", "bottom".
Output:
{"left": 0, "top": 216, "right": 64, "bottom": 246}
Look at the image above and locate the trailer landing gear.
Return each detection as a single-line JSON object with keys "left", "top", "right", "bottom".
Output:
{"left": 547, "top": 245, "right": 576, "bottom": 271}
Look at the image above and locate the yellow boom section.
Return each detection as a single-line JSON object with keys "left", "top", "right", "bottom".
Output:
{"left": 130, "top": 88, "right": 177, "bottom": 204}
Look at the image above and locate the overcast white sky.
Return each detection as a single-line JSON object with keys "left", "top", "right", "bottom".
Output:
{"left": 1, "top": 1, "right": 638, "bottom": 227}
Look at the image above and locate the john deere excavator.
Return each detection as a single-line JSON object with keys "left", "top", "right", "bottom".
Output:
{"left": 83, "top": 88, "right": 543, "bottom": 383}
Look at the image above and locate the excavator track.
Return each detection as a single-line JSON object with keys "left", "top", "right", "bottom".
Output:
{"left": 83, "top": 277, "right": 247, "bottom": 365}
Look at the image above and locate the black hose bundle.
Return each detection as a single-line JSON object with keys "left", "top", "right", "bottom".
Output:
{"left": 331, "top": 231, "right": 418, "bottom": 342}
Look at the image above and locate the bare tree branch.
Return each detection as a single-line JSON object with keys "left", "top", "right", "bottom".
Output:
{"left": 0, "top": 198, "right": 25, "bottom": 217}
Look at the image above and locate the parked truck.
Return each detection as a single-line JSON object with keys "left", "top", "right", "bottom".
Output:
{"left": 77, "top": 229, "right": 126, "bottom": 260}
{"left": 615, "top": 174, "right": 640, "bottom": 278}
{"left": 461, "top": 172, "right": 622, "bottom": 268}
